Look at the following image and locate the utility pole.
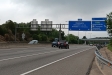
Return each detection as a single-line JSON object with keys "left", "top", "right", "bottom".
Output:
{"left": 59, "top": 23, "right": 61, "bottom": 41}
{"left": 85, "top": 31, "right": 86, "bottom": 44}
{"left": 15, "top": 24, "right": 17, "bottom": 42}
{"left": 65, "top": 21, "right": 69, "bottom": 43}
{"left": 78, "top": 30, "right": 79, "bottom": 44}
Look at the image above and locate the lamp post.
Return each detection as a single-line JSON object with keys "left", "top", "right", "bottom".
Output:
{"left": 89, "top": 33, "right": 92, "bottom": 38}
{"left": 78, "top": 29, "right": 80, "bottom": 44}
{"left": 93, "top": 35, "right": 96, "bottom": 38}
{"left": 89, "top": 33, "right": 92, "bottom": 44}
{"left": 84, "top": 31, "right": 87, "bottom": 44}
{"left": 85, "top": 31, "right": 86, "bottom": 38}
{"left": 92, "top": 35, "right": 95, "bottom": 44}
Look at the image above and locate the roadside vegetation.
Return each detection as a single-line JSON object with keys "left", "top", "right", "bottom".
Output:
{"left": 0, "top": 20, "right": 85, "bottom": 44}
{"left": 107, "top": 44, "right": 112, "bottom": 52}
{"left": 106, "top": 12, "right": 112, "bottom": 51}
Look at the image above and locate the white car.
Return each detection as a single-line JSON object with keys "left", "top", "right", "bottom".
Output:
{"left": 89, "top": 44, "right": 93, "bottom": 46}
{"left": 28, "top": 40, "right": 38, "bottom": 44}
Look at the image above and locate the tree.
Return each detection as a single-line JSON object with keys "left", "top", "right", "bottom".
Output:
{"left": 106, "top": 12, "right": 112, "bottom": 37}
{"left": 40, "top": 34, "right": 47, "bottom": 41}
{"left": 0, "top": 25, "right": 7, "bottom": 36}
{"left": 32, "top": 34, "right": 38, "bottom": 40}
{"left": 82, "top": 36, "right": 87, "bottom": 39}
{"left": 65, "top": 34, "right": 78, "bottom": 44}
{"left": 5, "top": 20, "right": 16, "bottom": 34}
{"left": 61, "top": 31, "right": 65, "bottom": 40}
{"left": 46, "top": 29, "right": 59, "bottom": 41}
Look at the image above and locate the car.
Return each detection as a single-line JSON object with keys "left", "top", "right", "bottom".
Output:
{"left": 58, "top": 40, "right": 69, "bottom": 49}
{"left": 28, "top": 40, "right": 38, "bottom": 44}
{"left": 89, "top": 44, "right": 93, "bottom": 46}
{"left": 52, "top": 41, "right": 58, "bottom": 47}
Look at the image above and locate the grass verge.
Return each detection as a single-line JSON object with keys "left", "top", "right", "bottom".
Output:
{"left": 107, "top": 44, "right": 112, "bottom": 52}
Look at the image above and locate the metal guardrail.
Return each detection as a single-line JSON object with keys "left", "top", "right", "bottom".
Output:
{"left": 95, "top": 47, "right": 112, "bottom": 69}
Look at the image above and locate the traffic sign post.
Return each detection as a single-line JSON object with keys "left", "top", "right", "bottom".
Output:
{"left": 69, "top": 20, "right": 91, "bottom": 44}
{"left": 22, "top": 33, "right": 25, "bottom": 40}
{"left": 92, "top": 21, "right": 106, "bottom": 31}
{"left": 69, "top": 21, "right": 91, "bottom": 31}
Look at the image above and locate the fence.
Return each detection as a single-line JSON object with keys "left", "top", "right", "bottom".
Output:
{"left": 95, "top": 46, "right": 112, "bottom": 69}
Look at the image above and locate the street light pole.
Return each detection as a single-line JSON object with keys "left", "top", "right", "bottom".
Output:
{"left": 89, "top": 33, "right": 92, "bottom": 38}
{"left": 85, "top": 31, "right": 86, "bottom": 37}
{"left": 89, "top": 33, "right": 92, "bottom": 44}
{"left": 78, "top": 29, "right": 80, "bottom": 44}
{"left": 68, "top": 30, "right": 69, "bottom": 43}
{"left": 78, "top": 31, "right": 79, "bottom": 44}
{"left": 85, "top": 31, "right": 87, "bottom": 44}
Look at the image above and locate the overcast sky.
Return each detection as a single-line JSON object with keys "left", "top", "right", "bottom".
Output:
{"left": 0, "top": 0, "right": 112, "bottom": 38}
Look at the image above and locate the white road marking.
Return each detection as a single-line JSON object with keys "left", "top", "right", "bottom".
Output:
{"left": 0, "top": 47, "right": 45, "bottom": 50}
{"left": 0, "top": 47, "right": 94, "bottom": 62}
{"left": 0, "top": 48, "right": 78, "bottom": 62}
{"left": 20, "top": 47, "right": 94, "bottom": 75}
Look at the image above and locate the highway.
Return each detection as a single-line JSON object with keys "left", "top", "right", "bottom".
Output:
{"left": 0, "top": 45, "right": 95, "bottom": 75}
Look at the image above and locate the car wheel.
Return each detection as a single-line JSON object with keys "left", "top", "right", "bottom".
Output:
{"left": 66, "top": 45, "right": 69, "bottom": 49}
{"left": 68, "top": 46, "right": 69, "bottom": 49}
{"left": 61, "top": 47, "right": 62, "bottom": 49}
{"left": 53, "top": 45, "right": 56, "bottom": 47}
{"left": 59, "top": 46, "right": 61, "bottom": 49}
{"left": 66, "top": 46, "right": 67, "bottom": 49}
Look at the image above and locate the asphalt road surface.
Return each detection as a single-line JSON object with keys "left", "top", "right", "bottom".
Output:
{"left": 0, "top": 45, "right": 96, "bottom": 75}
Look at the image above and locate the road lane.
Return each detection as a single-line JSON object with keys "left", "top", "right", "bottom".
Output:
{"left": 0, "top": 45, "right": 95, "bottom": 75}
{"left": 0, "top": 45, "right": 91, "bottom": 59}
{"left": 24, "top": 48, "right": 95, "bottom": 75}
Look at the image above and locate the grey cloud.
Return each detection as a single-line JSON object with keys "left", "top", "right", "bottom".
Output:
{"left": 11, "top": 0, "right": 112, "bottom": 19}
{"left": 11, "top": 0, "right": 112, "bottom": 12}
{"left": 0, "top": 0, "right": 111, "bottom": 37}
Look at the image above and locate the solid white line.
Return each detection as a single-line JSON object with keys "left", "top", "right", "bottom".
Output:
{"left": 20, "top": 47, "right": 93, "bottom": 75}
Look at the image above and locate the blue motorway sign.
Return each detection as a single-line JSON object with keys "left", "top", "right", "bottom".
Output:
{"left": 69, "top": 21, "right": 91, "bottom": 31}
{"left": 92, "top": 21, "right": 106, "bottom": 31}
{"left": 92, "top": 18, "right": 107, "bottom": 20}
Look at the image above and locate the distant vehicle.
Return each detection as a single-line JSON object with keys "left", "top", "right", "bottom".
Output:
{"left": 52, "top": 41, "right": 58, "bottom": 47}
{"left": 89, "top": 44, "right": 93, "bottom": 46}
{"left": 58, "top": 40, "right": 69, "bottom": 49}
{"left": 28, "top": 40, "right": 38, "bottom": 44}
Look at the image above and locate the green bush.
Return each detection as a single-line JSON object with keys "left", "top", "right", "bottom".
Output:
{"left": 107, "top": 44, "right": 112, "bottom": 52}
{"left": 32, "top": 34, "right": 38, "bottom": 40}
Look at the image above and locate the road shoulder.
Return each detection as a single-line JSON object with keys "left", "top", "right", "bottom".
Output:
{"left": 89, "top": 47, "right": 112, "bottom": 75}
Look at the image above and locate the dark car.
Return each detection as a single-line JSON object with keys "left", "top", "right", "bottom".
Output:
{"left": 58, "top": 40, "right": 69, "bottom": 49}
{"left": 52, "top": 41, "right": 58, "bottom": 47}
